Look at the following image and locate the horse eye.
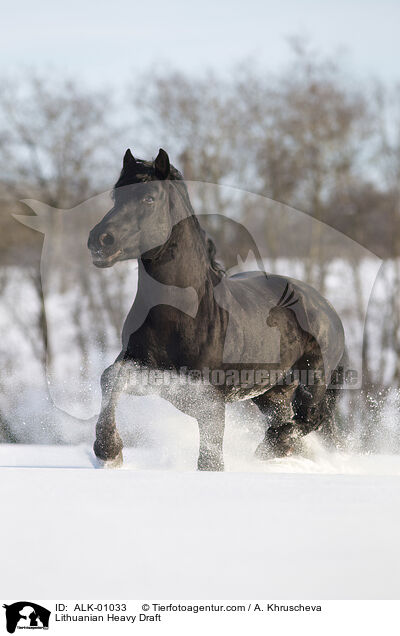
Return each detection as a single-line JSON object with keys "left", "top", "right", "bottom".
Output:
{"left": 143, "top": 195, "right": 155, "bottom": 204}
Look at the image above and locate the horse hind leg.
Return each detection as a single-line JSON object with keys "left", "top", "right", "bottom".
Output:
{"left": 253, "top": 351, "right": 336, "bottom": 458}
{"left": 294, "top": 348, "right": 349, "bottom": 450}
{"left": 294, "top": 382, "right": 339, "bottom": 447}
{"left": 290, "top": 345, "right": 347, "bottom": 449}
{"left": 252, "top": 380, "right": 299, "bottom": 459}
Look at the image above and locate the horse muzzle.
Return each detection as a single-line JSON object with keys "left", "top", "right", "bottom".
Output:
{"left": 90, "top": 248, "right": 123, "bottom": 267}
{"left": 88, "top": 227, "right": 124, "bottom": 267}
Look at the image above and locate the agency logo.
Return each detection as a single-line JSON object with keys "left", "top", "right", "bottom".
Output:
{"left": 2, "top": 603, "right": 50, "bottom": 633}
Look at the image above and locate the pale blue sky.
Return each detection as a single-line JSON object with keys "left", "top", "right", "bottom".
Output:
{"left": 1, "top": 0, "right": 399, "bottom": 85}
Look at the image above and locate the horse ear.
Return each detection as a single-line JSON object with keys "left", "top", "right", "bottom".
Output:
{"left": 154, "top": 148, "right": 170, "bottom": 180}
{"left": 123, "top": 149, "right": 136, "bottom": 170}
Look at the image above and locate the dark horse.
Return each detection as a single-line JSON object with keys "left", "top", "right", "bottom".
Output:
{"left": 88, "top": 149, "right": 345, "bottom": 470}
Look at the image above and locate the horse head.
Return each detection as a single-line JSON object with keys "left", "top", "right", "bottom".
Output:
{"left": 88, "top": 148, "right": 190, "bottom": 267}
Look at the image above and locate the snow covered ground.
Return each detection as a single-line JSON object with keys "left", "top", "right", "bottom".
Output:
{"left": 1, "top": 442, "right": 400, "bottom": 600}
{"left": 2, "top": 438, "right": 400, "bottom": 474}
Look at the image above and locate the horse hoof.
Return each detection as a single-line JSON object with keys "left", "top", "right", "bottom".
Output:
{"left": 264, "top": 422, "right": 302, "bottom": 457}
{"left": 93, "top": 451, "right": 123, "bottom": 469}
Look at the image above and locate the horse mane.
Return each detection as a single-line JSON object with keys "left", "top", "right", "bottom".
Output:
{"left": 200, "top": 229, "right": 226, "bottom": 277}
{"left": 113, "top": 156, "right": 226, "bottom": 278}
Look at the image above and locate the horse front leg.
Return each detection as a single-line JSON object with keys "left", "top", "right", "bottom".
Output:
{"left": 197, "top": 400, "right": 226, "bottom": 471}
{"left": 93, "top": 357, "right": 128, "bottom": 467}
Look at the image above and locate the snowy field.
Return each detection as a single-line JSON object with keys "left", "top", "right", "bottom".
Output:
{"left": 1, "top": 442, "right": 400, "bottom": 600}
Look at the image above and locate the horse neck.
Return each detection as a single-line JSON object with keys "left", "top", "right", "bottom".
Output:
{"left": 139, "top": 215, "right": 212, "bottom": 293}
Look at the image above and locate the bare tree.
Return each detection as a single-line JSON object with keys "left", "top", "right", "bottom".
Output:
{"left": 0, "top": 74, "right": 127, "bottom": 423}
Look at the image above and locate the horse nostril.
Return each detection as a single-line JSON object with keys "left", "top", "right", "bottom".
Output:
{"left": 99, "top": 232, "right": 115, "bottom": 247}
